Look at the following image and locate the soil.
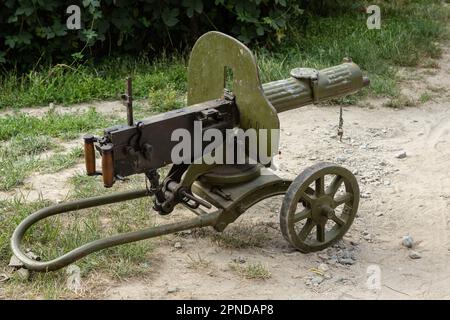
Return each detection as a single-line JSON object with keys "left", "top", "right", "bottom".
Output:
{"left": 2, "top": 42, "right": 450, "bottom": 300}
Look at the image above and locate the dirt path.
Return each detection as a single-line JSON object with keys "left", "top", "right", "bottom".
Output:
{"left": 100, "top": 46, "right": 450, "bottom": 300}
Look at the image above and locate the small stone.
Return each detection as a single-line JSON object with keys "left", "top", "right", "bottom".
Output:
{"left": 323, "top": 272, "right": 332, "bottom": 280}
{"left": 341, "top": 250, "right": 355, "bottom": 260}
{"left": 8, "top": 255, "right": 24, "bottom": 269}
{"left": 318, "top": 253, "right": 329, "bottom": 260}
{"left": 233, "top": 256, "right": 246, "bottom": 264}
{"left": 395, "top": 151, "right": 407, "bottom": 159}
{"left": 16, "top": 268, "right": 29, "bottom": 281}
{"left": 167, "top": 287, "right": 179, "bottom": 293}
{"left": 174, "top": 242, "right": 182, "bottom": 249}
{"left": 328, "top": 258, "right": 338, "bottom": 265}
{"left": 311, "top": 275, "right": 324, "bottom": 286}
{"left": 0, "top": 273, "right": 9, "bottom": 283}
{"left": 375, "top": 211, "right": 384, "bottom": 217}
{"left": 383, "top": 180, "right": 391, "bottom": 186}
{"left": 285, "top": 131, "right": 292, "bottom": 136}
{"left": 318, "top": 263, "right": 329, "bottom": 272}
{"left": 363, "top": 234, "right": 372, "bottom": 241}
{"left": 379, "top": 161, "right": 387, "bottom": 166}
{"left": 402, "top": 235, "right": 414, "bottom": 248}
{"left": 361, "top": 193, "right": 371, "bottom": 199}
{"left": 66, "top": 265, "right": 81, "bottom": 292}
{"left": 409, "top": 251, "right": 421, "bottom": 259}
{"left": 336, "top": 156, "right": 346, "bottom": 162}
{"left": 338, "top": 258, "right": 355, "bottom": 265}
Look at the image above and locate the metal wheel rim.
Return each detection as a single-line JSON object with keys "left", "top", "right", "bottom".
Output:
{"left": 280, "top": 162, "right": 359, "bottom": 252}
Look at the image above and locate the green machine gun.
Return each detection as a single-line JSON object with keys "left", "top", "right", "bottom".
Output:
{"left": 11, "top": 32, "right": 369, "bottom": 272}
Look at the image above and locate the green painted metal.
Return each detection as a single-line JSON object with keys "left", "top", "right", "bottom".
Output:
{"left": 263, "top": 62, "right": 366, "bottom": 113}
{"left": 280, "top": 162, "right": 360, "bottom": 252}
{"left": 187, "top": 31, "right": 279, "bottom": 158}
{"left": 10, "top": 189, "right": 221, "bottom": 272}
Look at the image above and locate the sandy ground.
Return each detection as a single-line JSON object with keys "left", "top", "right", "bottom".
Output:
{"left": 2, "top": 42, "right": 450, "bottom": 300}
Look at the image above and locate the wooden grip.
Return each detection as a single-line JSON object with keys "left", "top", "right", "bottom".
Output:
{"left": 83, "top": 135, "right": 96, "bottom": 176}
{"left": 101, "top": 144, "right": 114, "bottom": 188}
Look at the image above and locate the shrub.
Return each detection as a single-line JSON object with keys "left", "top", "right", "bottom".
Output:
{"left": 0, "top": 0, "right": 304, "bottom": 71}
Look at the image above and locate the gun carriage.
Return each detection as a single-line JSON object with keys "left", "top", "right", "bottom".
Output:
{"left": 11, "top": 32, "right": 369, "bottom": 272}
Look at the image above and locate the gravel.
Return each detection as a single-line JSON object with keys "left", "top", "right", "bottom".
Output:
{"left": 402, "top": 235, "right": 414, "bottom": 248}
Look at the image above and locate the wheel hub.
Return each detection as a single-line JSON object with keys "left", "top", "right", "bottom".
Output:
{"left": 310, "top": 195, "right": 334, "bottom": 224}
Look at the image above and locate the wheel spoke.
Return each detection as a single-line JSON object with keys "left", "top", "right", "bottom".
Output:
{"left": 293, "top": 208, "right": 311, "bottom": 223}
{"left": 329, "top": 211, "right": 346, "bottom": 226}
{"left": 326, "top": 175, "right": 343, "bottom": 197}
{"left": 302, "top": 191, "right": 313, "bottom": 205}
{"left": 332, "top": 192, "right": 353, "bottom": 208}
{"left": 315, "top": 176, "right": 325, "bottom": 196}
{"left": 316, "top": 223, "right": 326, "bottom": 242}
{"left": 298, "top": 218, "right": 315, "bottom": 240}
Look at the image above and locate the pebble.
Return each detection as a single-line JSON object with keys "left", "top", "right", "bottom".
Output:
{"left": 318, "top": 263, "right": 329, "bottom": 272}
{"left": 383, "top": 180, "right": 391, "bottom": 186}
{"left": 233, "top": 256, "right": 246, "bottom": 264}
{"left": 66, "top": 265, "right": 81, "bottom": 292}
{"left": 409, "top": 251, "right": 421, "bottom": 259}
{"left": 328, "top": 258, "right": 338, "bottom": 265}
{"left": 174, "top": 242, "right": 182, "bottom": 249}
{"left": 167, "top": 287, "right": 179, "bottom": 293}
{"left": 395, "top": 151, "right": 407, "bottom": 159}
{"left": 311, "top": 275, "right": 324, "bottom": 286}
{"left": 8, "top": 255, "right": 24, "bottom": 269}
{"left": 318, "top": 253, "right": 329, "bottom": 260}
{"left": 402, "top": 235, "right": 414, "bottom": 248}
{"left": 0, "top": 273, "right": 9, "bottom": 283}
{"left": 16, "top": 268, "right": 29, "bottom": 281}
{"left": 363, "top": 233, "right": 372, "bottom": 241}
{"left": 361, "top": 193, "right": 371, "bottom": 199}
{"left": 338, "top": 258, "right": 356, "bottom": 265}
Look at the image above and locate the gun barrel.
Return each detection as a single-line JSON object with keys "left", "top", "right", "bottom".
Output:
{"left": 262, "top": 62, "right": 368, "bottom": 113}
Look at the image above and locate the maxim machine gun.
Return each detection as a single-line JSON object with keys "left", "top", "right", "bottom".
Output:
{"left": 11, "top": 32, "right": 369, "bottom": 272}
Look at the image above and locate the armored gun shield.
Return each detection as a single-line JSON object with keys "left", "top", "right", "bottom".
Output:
{"left": 187, "top": 31, "right": 280, "bottom": 161}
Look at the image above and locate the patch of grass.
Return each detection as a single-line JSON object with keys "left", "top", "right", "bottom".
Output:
{"left": 0, "top": 108, "right": 110, "bottom": 141}
{"left": 229, "top": 262, "right": 271, "bottom": 280}
{"left": 148, "top": 83, "right": 185, "bottom": 113}
{"left": 0, "top": 55, "right": 187, "bottom": 110}
{"left": 0, "top": 172, "right": 155, "bottom": 298}
{"left": 40, "top": 147, "right": 84, "bottom": 173}
{"left": 186, "top": 254, "right": 212, "bottom": 270}
{"left": 383, "top": 95, "right": 417, "bottom": 108}
{"left": 419, "top": 92, "right": 433, "bottom": 104}
{"left": 211, "top": 223, "right": 271, "bottom": 249}
{"left": 0, "top": 135, "right": 53, "bottom": 190}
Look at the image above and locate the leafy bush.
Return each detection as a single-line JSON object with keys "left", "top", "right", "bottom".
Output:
{"left": 0, "top": 0, "right": 304, "bottom": 70}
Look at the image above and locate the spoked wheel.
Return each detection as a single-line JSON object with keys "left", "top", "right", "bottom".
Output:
{"left": 280, "top": 162, "right": 360, "bottom": 253}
